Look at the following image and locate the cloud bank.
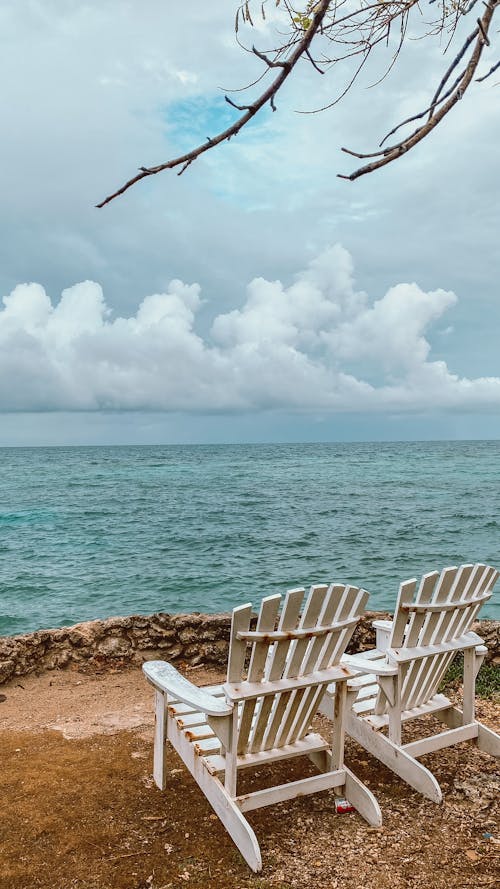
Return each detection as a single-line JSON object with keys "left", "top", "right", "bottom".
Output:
{"left": 1, "top": 245, "right": 499, "bottom": 414}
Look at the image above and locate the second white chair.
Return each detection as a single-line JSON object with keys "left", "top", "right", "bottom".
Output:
{"left": 320, "top": 563, "right": 500, "bottom": 802}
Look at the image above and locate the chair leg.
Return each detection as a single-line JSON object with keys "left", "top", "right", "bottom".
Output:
{"left": 476, "top": 723, "right": 500, "bottom": 757}
{"left": 166, "top": 715, "right": 262, "bottom": 872}
{"left": 330, "top": 681, "right": 347, "bottom": 770}
{"left": 319, "top": 686, "right": 346, "bottom": 721}
{"left": 153, "top": 691, "right": 167, "bottom": 790}
{"left": 431, "top": 705, "right": 500, "bottom": 757}
{"left": 305, "top": 749, "right": 382, "bottom": 826}
{"left": 343, "top": 767, "right": 382, "bottom": 826}
{"left": 307, "top": 749, "right": 330, "bottom": 772}
{"left": 347, "top": 714, "right": 443, "bottom": 803}
{"left": 462, "top": 648, "right": 475, "bottom": 724}
{"left": 203, "top": 776, "right": 262, "bottom": 873}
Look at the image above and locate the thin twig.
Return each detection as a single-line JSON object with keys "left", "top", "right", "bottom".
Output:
{"left": 340, "top": 1, "right": 498, "bottom": 180}
{"left": 476, "top": 58, "right": 500, "bottom": 80}
{"left": 379, "top": 66, "right": 467, "bottom": 146}
{"left": 251, "top": 45, "right": 289, "bottom": 68}
{"left": 305, "top": 47, "right": 325, "bottom": 73}
{"left": 428, "top": 28, "right": 479, "bottom": 119}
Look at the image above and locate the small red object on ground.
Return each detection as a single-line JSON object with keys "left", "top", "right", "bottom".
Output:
{"left": 334, "top": 797, "right": 355, "bottom": 814}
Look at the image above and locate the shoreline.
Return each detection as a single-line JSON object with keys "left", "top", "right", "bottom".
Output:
{"left": 1, "top": 610, "right": 499, "bottom": 686}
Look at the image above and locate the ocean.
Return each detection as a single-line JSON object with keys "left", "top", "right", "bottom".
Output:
{"left": 1, "top": 440, "right": 499, "bottom": 636}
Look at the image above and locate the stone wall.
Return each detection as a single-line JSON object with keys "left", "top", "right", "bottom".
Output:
{"left": 0, "top": 611, "right": 499, "bottom": 685}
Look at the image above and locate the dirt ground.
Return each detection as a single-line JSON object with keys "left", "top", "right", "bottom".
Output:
{"left": 0, "top": 664, "right": 499, "bottom": 889}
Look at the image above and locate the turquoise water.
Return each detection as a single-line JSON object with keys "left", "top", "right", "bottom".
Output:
{"left": 1, "top": 441, "right": 499, "bottom": 636}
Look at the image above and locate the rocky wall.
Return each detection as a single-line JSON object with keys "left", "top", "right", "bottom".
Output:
{"left": 0, "top": 611, "right": 499, "bottom": 685}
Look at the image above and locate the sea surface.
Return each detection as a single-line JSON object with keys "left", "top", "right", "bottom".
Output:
{"left": 1, "top": 441, "right": 499, "bottom": 636}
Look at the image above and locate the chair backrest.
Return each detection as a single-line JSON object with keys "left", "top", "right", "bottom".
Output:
{"left": 376, "top": 563, "right": 498, "bottom": 714}
{"left": 224, "top": 583, "right": 368, "bottom": 756}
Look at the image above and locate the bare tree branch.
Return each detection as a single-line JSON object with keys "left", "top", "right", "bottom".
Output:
{"left": 96, "top": 0, "right": 332, "bottom": 208}
{"left": 380, "top": 67, "right": 467, "bottom": 146}
{"left": 427, "top": 29, "right": 479, "bottom": 119}
{"left": 97, "top": 0, "right": 499, "bottom": 205}
{"left": 338, "top": 0, "right": 498, "bottom": 180}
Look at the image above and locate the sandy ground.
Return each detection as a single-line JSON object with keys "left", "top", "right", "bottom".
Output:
{"left": 0, "top": 664, "right": 499, "bottom": 889}
{"left": 0, "top": 664, "right": 160, "bottom": 737}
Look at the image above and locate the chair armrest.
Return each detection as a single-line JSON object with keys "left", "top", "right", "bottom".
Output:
{"left": 143, "top": 660, "right": 233, "bottom": 716}
{"left": 372, "top": 619, "right": 393, "bottom": 652}
{"left": 372, "top": 620, "right": 393, "bottom": 630}
{"left": 342, "top": 653, "right": 398, "bottom": 676}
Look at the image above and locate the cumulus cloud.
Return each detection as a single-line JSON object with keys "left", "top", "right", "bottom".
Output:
{"left": 1, "top": 245, "right": 499, "bottom": 414}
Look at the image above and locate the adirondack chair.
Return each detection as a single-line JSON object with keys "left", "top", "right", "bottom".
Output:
{"left": 143, "top": 584, "right": 383, "bottom": 872}
{"left": 320, "top": 563, "right": 499, "bottom": 803}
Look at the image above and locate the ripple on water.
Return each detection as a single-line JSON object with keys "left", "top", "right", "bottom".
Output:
{"left": 1, "top": 440, "right": 500, "bottom": 633}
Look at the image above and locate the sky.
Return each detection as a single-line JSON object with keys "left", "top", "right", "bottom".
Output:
{"left": 1, "top": 1, "right": 499, "bottom": 446}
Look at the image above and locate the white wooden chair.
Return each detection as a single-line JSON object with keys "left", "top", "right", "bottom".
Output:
{"left": 143, "top": 583, "right": 383, "bottom": 871}
{"left": 320, "top": 563, "right": 499, "bottom": 803}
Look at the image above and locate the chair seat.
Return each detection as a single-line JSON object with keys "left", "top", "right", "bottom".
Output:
{"left": 362, "top": 693, "right": 452, "bottom": 729}
{"left": 204, "top": 733, "right": 331, "bottom": 776}
{"left": 167, "top": 684, "right": 224, "bottom": 756}
{"left": 168, "top": 689, "right": 331, "bottom": 774}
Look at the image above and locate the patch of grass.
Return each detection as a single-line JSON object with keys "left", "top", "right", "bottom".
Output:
{"left": 440, "top": 655, "right": 500, "bottom": 699}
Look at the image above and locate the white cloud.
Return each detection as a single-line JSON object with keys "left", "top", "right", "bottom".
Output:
{"left": 1, "top": 245, "right": 499, "bottom": 414}
{"left": 0, "top": 0, "right": 498, "bottom": 409}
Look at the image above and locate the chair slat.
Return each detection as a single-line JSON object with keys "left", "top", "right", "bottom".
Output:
{"left": 248, "top": 588, "right": 305, "bottom": 753}
{"left": 403, "top": 567, "right": 458, "bottom": 710}
{"left": 263, "top": 588, "right": 305, "bottom": 681}
{"left": 403, "top": 572, "right": 440, "bottom": 647}
{"left": 292, "top": 585, "right": 369, "bottom": 743}
{"left": 452, "top": 565, "right": 498, "bottom": 640}
{"left": 374, "top": 573, "right": 435, "bottom": 715}
{"left": 403, "top": 593, "right": 490, "bottom": 614}
{"left": 285, "top": 585, "right": 368, "bottom": 747}
{"left": 227, "top": 604, "right": 253, "bottom": 683}
{"left": 441, "top": 563, "right": 481, "bottom": 642}
{"left": 285, "top": 586, "right": 329, "bottom": 678}
{"left": 389, "top": 578, "right": 419, "bottom": 648}
{"left": 320, "top": 586, "right": 369, "bottom": 669}
{"left": 302, "top": 584, "right": 343, "bottom": 675}
{"left": 266, "top": 587, "right": 324, "bottom": 750}
{"left": 290, "top": 585, "right": 350, "bottom": 743}
{"left": 260, "top": 689, "right": 293, "bottom": 751}
{"left": 406, "top": 565, "right": 495, "bottom": 709}
{"left": 237, "top": 615, "right": 358, "bottom": 643}
{"left": 203, "top": 733, "right": 329, "bottom": 776}
{"left": 274, "top": 585, "right": 330, "bottom": 748}
{"left": 295, "top": 682, "right": 328, "bottom": 741}
{"left": 237, "top": 595, "right": 281, "bottom": 755}
{"left": 427, "top": 564, "right": 475, "bottom": 646}
{"left": 414, "top": 650, "right": 457, "bottom": 709}
{"left": 412, "top": 566, "right": 479, "bottom": 703}
{"left": 420, "top": 567, "right": 458, "bottom": 645}
{"left": 354, "top": 683, "right": 380, "bottom": 702}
